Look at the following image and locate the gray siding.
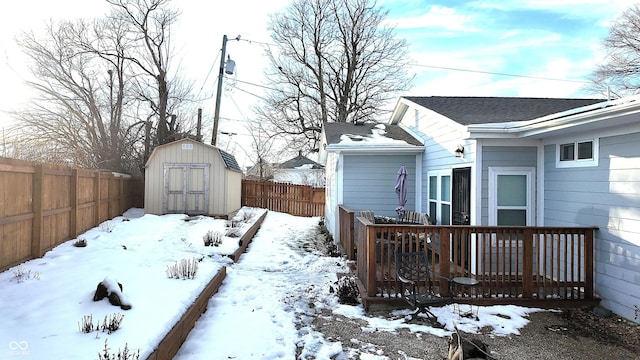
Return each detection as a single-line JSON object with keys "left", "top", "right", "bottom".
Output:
{"left": 343, "top": 154, "right": 416, "bottom": 218}
{"left": 480, "top": 146, "right": 537, "bottom": 225}
{"left": 544, "top": 133, "right": 640, "bottom": 322}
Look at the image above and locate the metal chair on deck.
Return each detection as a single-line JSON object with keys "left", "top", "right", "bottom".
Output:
{"left": 396, "top": 251, "right": 480, "bottom": 321}
{"left": 359, "top": 210, "right": 375, "bottom": 223}
{"left": 395, "top": 251, "right": 452, "bottom": 319}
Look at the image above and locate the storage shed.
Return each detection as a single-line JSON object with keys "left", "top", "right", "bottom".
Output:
{"left": 144, "top": 138, "right": 242, "bottom": 217}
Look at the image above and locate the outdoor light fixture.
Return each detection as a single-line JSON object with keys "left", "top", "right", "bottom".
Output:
{"left": 455, "top": 144, "right": 465, "bottom": 158}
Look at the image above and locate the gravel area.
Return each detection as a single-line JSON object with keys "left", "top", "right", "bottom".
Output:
{"left": 311, "top": 306, "right": 640, "bottom": 359}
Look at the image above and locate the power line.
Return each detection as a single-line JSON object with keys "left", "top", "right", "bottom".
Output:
{"left": 410, "top": 62, "right": 591, "bottom": 84}
{"left": 239, "top": 38, "right": 276, "bottom": 47}
{"left": 232, "top": 85, "right": 269, "bottom": 101}
{"left": 199, "top": 49, "right": 222, "bottom": 93}
{"left": 235, "top": 78, "right": 279, "bottom": 92}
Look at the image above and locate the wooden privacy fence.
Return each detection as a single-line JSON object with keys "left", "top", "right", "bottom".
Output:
{"left": 241, "top": 180, "right": 325, "bottom": 217}
{"left": 352, "top": 216, "right": 597, "bottom": 309}
{"left": 0, "top": 157, "right": 143, "bottom": 271}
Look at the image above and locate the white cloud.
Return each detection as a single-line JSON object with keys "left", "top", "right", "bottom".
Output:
{"left": 390, "top": 5, "right": 477, "bottom": 32}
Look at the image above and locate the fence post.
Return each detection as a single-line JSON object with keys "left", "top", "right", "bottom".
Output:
{"left": 70, "top": 169, "right": 78, "bottom": 238}
{"left": 94, "top": 172, "right": 101, "bottom": 224}
{"left": 522, "top": 228, "right": 534, "bottom": 298}
{"left": 119, "top": 176, "right": 124, "bottom": 214}
{"left": 107, "top": 173, "right": 112, "bottom": 218}
{"left": 31, "top": 164, "right": 44, "bottom": 258}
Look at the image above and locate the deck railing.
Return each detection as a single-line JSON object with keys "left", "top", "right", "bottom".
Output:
{"left": 338, "top": 205, "right": 356, "bottom": 259}
{"left": 352, "top": 216, "right": 596, "bottom": 309}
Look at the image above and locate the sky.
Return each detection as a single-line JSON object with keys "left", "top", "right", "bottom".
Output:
{"left": 0, "top": 0, "right": 638, "bottom": 167}
{"left": 0, "top": 208, "right": 544, "bottom": 359}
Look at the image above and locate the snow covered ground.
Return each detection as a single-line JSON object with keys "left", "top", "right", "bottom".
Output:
{"left": 0, "top": 208, "right": 543, "bottom": 359}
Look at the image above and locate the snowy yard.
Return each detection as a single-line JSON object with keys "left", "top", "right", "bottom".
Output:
{"left": 1, "top": 208, "right": 542, "bottom": 359}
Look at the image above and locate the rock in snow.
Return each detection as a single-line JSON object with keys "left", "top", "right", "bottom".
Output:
{"left": 92, "top": 276, "right": 132, "bottom": 310}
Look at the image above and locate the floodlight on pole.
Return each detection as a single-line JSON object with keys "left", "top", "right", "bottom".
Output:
{"left": 211, "top": 34, "right": 241, "bottom": 146}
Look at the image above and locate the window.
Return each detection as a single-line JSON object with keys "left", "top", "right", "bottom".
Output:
{"left": 488, "top": 167, "right": 535, "bottom": 226}
{"left": 489, "top": 167, "right": 535, "bottom": 247}
{"left": 428, "top": 171, "right": 451, "bottom": 225}
{"left": 556, "top": 139, "right": 598, "bottom": 168}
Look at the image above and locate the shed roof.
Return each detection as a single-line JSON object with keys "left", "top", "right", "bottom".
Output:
{"left": 219, "top": 149, "right": 241, "bottom": 171}
{"left": 145, "top": 138, "right": 242, "bottom": 171}
{"left": 323, "top": 122, "right": 423, "bottom": 146}
{"left": 404, "top": 96, "right": 604, "bottom": 125}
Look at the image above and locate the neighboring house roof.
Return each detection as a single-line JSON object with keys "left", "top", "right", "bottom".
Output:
{"left": 278, "top": 152, "right": 323, "bottom": 169}
{"left": 244, "top": 162, "right": 275, "bottom": 179}
{"left": 403, "top": 96, "right": 604, "bottom": 125}
{"left": 323, "top": 122, "right": 424, "bottom": 147}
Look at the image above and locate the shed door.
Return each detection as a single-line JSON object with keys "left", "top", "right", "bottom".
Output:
{"left": 163, "top": 163, "right": 210, "bottom": 215}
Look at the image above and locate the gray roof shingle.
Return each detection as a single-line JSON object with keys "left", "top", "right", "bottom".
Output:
{"left": 219, "top": 149, "right": 241, "bottom": 171}
{"left": 404, "top": 96, "right": 604, "bottom": 125}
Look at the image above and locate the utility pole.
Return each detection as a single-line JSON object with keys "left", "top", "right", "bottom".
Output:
{"left": 211, "top": 34, "right": 240, "bottom": 146}
{"left": 197, "top": 108, "right": 202, "bottom": 142}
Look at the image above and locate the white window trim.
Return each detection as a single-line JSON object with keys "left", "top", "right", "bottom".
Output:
{"left": 555, "top": 138, "right": 599, "bottom": 168}
{"left": 427, "top": 169, "right": 451, "bottom": 225}
{"left": 488, "top": 167, "right": 535, "bottom": 226}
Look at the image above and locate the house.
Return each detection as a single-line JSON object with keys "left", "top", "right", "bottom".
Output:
{"left": 375, "top": 95, "right": 637, "bottom": 323}
{"left": 144, "top": 138, "right": 242, "bottom": 217}
{"left": 318, "top": 121, "right": 425, "bottom": 245}
{"left": 273, "top": 151, "right": 325, "bottom": 187}
{"left": 244, "top": 160, "right": 274, "bottom": 181}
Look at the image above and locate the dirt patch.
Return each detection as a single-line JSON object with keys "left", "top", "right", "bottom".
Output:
{"left": 310, "top": 306, "right": 640, "bottom": 360}
{"left": 561, "top": 306, "right": 640, "bottom": 353}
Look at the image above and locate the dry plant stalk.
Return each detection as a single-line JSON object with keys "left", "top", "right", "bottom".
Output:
{"left": 166, "top": 258, "right": 199, "bottom": 279}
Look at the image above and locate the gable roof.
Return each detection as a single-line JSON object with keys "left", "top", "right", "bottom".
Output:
{"left": 278, "top": 153, "right": 323, "bottom": 169}
{"left": 323, "top": 122, "right": 423, "bottom": 146}
{"left": 404, "top": 96, "right": 604, "bottom": 125}
{"left": 466, "top": 95, "right": 640, "bottom": 139}
{"left": 145, "top": 138, "right": 242, "bottom": 172}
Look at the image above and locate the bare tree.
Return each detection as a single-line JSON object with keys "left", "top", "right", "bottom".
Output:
{"left": 13, "top": 19, "right": 140, "bottom": 172}
{"left": 257, "top": 0, "right": 412, "bottom": 152}
{"left": 11, "top": 0, "right": 197, "bottom": 172}
{"left": 242, "top": 119, "right": 287, "bottom": 181}
{"left": 587, "top": 4, "right": 640, "bottom": 98}
{"left": 106, "top": 0, "right": 194, "bottom": 147}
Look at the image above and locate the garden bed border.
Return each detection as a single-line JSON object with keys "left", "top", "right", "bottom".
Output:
{"left": 146, "top": 210, "right": 268, "bottom": 360}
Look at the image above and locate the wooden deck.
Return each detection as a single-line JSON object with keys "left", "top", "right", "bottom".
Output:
{"left": 338, "top": 205, "right": 598, "bottom": 310}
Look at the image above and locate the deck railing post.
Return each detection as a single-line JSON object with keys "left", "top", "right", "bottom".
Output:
{"left": 345, "top": 209, "right": 355, "bottom": 260}
{"left": 522, "top": 228, "right": 534, "bottom": 299}
{"left": 439, "top": 227, "right": 451, "bottom": 296}
{"left": 366, "top": 223, "right": 377, "bottom": 297}
{"left": 585, "top": 228, "right": 595, "bottom": 299}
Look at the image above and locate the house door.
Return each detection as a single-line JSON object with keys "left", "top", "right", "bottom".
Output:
{"left": 452, "top": 167, "right": 471, "bottom": 225}
{"left": 163, "top": 163, "right": 210, "bottom": 215}
{"left": 452, "top": 167, "right": 471, "bottom": 269}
